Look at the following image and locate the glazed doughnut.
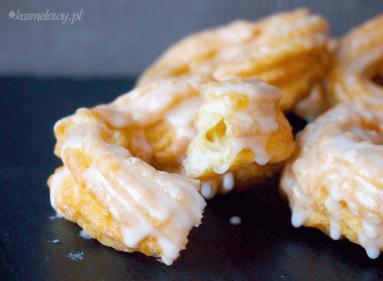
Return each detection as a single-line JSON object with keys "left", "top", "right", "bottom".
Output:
{"left": 184, "top": 78, "right": 294, "bottom": 196}
{"left": 90, "top": 74, "right": 211, "bottom": 167}
{"left": 293, "top": 40, "right": 337, "bottom": 121}
{"left": 280, "top": 99, "right": 383, "bottom": 258}
{"left": 49, "top": 76, "right": 212, "bottom": 265}
{"left": 138, "top": 9, "right": 330, "bottom": 111}
{"left": 327, "top": 14, "right": 383, "bottom": 104}
{"left": 49, "top": 108, "right": 206, "bottom": 265}
{"left": 212, "top": 10, "right": 330, "bottom": 111}
{"left": 293, "top": 83, "right": 329, "bottom": 122}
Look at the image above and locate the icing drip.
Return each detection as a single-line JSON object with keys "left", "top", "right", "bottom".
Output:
{"left": 184, "top": 78, "right": 284, "bottom": 181}
{"left": 79, "top": 229, "right": 92, "bottom": 240}
{"left": 165, "top": 96, "right": 202, "bottom": 140}
{"left": 222, "top": 173, "right": 235, "bottom": 192}
{"left": 54, "top": 110, "right": 206, "bottom": 265}
{"left": 232, "top": 136, "right": 269, "bottom": 165}
{"left": 281, "top": 102, "right": 383, "bottom": 258}
{"left": 200, "top": 182, "right": 215, "bottom": 199}
{"left": 229, "top": 216, "right": 242, "bottom": 225}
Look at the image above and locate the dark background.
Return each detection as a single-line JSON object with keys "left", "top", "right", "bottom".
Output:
{"left": 1, "top": 1, "right": 383, "bottom": 281}
{"left": 0, "top": 0, "right": 382, "bottom": 77}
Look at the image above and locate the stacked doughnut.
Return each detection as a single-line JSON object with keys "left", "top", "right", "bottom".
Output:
{"left": 281, "top": 99, "right": 383, "bottom": 258}
{"left": 281, "top": 14, "right": 383, "bottom": 258}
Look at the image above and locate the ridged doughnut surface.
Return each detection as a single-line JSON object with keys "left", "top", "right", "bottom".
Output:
{"left": 281, "top": 99, "right": 383, "bottom": 259}
{"left": 138, "top": 9, "right": 330, "bottom": 111}
{"left": 49, "top": 108, "right": 206, "bottom": 265}
{"left": 184, "top": 78, "right": 294, "bottom": 196}
{"left": 49, "top": 76, "right": 210, "bottom": 265}
{"left": 48, "top": 75, "right": 295, "bottom": 264}
{"left": 327, "top": 14, "right": 383, "bottom": 104}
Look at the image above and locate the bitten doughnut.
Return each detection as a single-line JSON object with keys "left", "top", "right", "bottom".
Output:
{"left": 281, "top": 99, "right": 383, "bottom": 258}
{"left": 184, "top": 78, "right": 294, "bottom": 196}
{"left": 49, "top": 108, "right": 206, "bottom": 265}
{"left": 138, "top": 9, "right": 330, "bottom": 111}
{"left": 327, "top": 14, "right": 383, "bottom": 104}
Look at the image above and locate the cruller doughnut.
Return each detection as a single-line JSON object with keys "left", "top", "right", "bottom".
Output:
{"left": 184, "top": 78, "right": 294, "bottom": 196}
{"left": 90, "top": 74, "right": 211, "bottom": 167}
{"left": 281, "top": 99, "right": 383, "bottom": 258}
{"left": 327, "top": 14, "right": 383, "bottom": 104}
{"left": 49, "top": 75, "right": 209, "bottom": 265}
{"left": 138, "top": 9, "right": 330, "bottom": 111}
{"left": 49, "top": 108, "right": 206, "bottom": 265}
{"left": 293, "top": 39, "right": 337, "bottom": 121}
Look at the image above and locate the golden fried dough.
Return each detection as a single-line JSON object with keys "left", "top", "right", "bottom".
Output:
{"left": 184, "top": 78, "right": 294, "bottom": 196}
{"left": 327, "top": 14, "right": 383, "bottom": 104}
{"left": 139, "top": 9, "right": 330, "bottom": 111}
{"left": 293, "top": 40, "right": 337, "bottom": 121}
{"left": 293, "top": 83, "right": 330, "bottom": 122}
{"left": 49, "top": 75, "right": 296, "bottom": 264}
{"left": 281, "top": 99, "right": 383, "bottom": 259}
{"left": 50, "top": 108, "right": 206, "bottom": 265}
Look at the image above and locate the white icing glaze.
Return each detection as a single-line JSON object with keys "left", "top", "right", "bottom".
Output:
{"left": 291, "top": 209, "right": 306, "bottom": 228}
{"left": 165, "top": 96, "right": 202, "bottom": 140}
{"left": 49, "top": 212, "right": 63, "bottom": 220}
{"left": 79, "top": 75, "right": 210, "bottom": 166}
{"left": 222, "top": 173, "right": 235, "bottom": 192}
{"left": 53, "top": 110, "right": 206, "bottom": 265}
{"left": 93, "top": 75, "right": 207, "bottom": 128}
{"left": 281, "top": 101, "right": 383, "bottom": 258}
{"left": 67, "top": 251, "right": 84, "bottom": 262}
{"left": 213, "top": 164, "right": 231, "bottom": 175}
{"left": 200, "top": 181, "right": 216, "bottom": 199}
{"left": 229, "top": 216, "right": 242, "bottom": 225}
{"left": 139, "top": 9, "right": 328, "bottom": 86}
{"left": 213, "top": 10, "right": 329, "bottom": 80}
{"left": 184, "top": 78, "right": 282, "bottom": 181}
{"left": 79, "top": 229, "right": 92, "bottom": 240}
{"left": 293, "top": 84, "right": 327, "bottom": 122}
{"left": 231, "top": 136, "right": 269, "bottom": 165}
{"left": 366, "top": 247, "right": 380, "bottom": 259}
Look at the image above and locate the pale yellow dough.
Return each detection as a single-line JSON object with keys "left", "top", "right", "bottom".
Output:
{"left": 184, "top": 78, "right": 294, "bottom": 195}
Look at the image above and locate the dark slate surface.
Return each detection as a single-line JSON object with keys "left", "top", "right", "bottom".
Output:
{"left": 1, "top": 77, "right": 383, "bottom": 281}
